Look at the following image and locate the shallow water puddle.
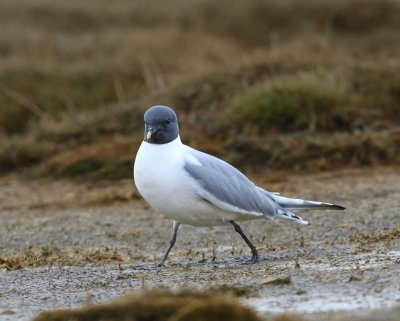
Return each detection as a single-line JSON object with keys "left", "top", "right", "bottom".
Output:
{"left": 246, "top": 289, "right": 399, "bottom": 314}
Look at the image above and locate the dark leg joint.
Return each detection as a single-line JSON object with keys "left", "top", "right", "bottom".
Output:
{"left": 228, "top": 220, "right": 259, "bottom": 263}
{"left": 231, "top": 222, "right": 242, "bottom": 233}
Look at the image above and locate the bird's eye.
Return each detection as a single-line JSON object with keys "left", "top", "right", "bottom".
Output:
{"left": 165, "top": 119, "right": 171, "bottom": 125}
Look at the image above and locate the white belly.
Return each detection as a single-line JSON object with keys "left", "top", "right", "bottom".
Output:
{"left": 133, "top": 139, "right": 247, "bottom": 226}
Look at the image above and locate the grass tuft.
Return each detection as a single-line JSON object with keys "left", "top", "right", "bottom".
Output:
{"left": 232, "top": 78, "right": 356, "bottom": 132}
{"left": 33, "top": 290, "right": 262, "bottom": 321}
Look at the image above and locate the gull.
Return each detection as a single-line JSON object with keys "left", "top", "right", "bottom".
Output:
{"left": 134, "top": 105, "right": 345, "bottom": 267}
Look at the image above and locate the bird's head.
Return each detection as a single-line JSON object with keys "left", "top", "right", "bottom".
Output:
{"left": 143, "top": 105, "right": 179, "bottom": 144}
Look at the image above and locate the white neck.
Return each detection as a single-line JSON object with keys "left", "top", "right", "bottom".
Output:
{"left": 138, "top": 135, "right": 183, "bottom": 158}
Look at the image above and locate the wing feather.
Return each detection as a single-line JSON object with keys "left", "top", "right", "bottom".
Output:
{"left": 183, "top": 148, "right": 283, "bottom": 218}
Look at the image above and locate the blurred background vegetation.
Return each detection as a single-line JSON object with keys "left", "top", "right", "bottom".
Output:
{"left": 0, "top": 0, "right": 399, "bottom": 179}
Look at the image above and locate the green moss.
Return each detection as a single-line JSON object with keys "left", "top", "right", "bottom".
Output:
{"left": 47, "top": 157, "right": 132, "bottom": 180}
{"left": 62, "top": 157, "right": 106, "bottom": 177}
{"left": 232, "top": 79, "right": 356, "bottom": 132}
{"left": 88, "top": 159, "right": 132, "bottom": 180}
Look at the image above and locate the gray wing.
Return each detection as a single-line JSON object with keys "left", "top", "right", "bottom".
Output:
{"left": 257, "top": 185, "right": 345, "bottom": 210}
{"left": 183, "top": 148, "right": 285, "bottom": 218}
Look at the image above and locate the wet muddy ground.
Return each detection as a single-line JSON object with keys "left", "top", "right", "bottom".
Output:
{"left": 0, "top": 166, "right": 399, "bottom": 320}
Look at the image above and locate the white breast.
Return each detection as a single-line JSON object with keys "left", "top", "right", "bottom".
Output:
{"left": 134, "top": 137, "right": 183, "bottom": 202}
{"left": 133, "top": 137, "right": 244, "bottom": 226}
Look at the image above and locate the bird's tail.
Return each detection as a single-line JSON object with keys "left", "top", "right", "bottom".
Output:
{"left": 272, "top": 195, "right": 345, "bottom": 211}
{"left": 276, "top": 209, "right": 310, "bottom": 225}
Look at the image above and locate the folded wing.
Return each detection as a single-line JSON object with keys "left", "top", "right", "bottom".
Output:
{"left": 183, "top": 148, "right": 309, "bottom": 224}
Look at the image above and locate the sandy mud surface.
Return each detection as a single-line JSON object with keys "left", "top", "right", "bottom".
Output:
{"left": 0, "top": 166, "right": 399, "bottom": 320}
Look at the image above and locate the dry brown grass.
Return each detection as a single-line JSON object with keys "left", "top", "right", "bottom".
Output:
{"left": 349, "top": 226, "right": 400, "bottom": 245}
{"left": 1, "top": 0, "right": 399, "bottom": 178}
{"left": 33, "top": 290, "right": 262, "bottom": 321}
{"left": 0, "top": 246, "right": 124, "bottom": 271}
{"left": 32, "top": 289, "right": 400, "bottom": 321}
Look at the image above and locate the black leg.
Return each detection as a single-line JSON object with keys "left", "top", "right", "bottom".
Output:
{"left": 228, "top": 220, "right": 259, "bottom": 263}
{"left": 158, "top": 221, "right": 181, "bottom": 267}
